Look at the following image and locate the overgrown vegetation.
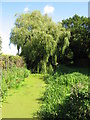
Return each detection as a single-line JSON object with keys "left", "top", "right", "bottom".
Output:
{"left": 0, "top": 55, "right": 30, "bottom": 102}
{"left": 38, "top": 65, "right": 90, "bottom": 120}
{"left": 1, "top": 66, "right": 30, "bottom": 101}
{"left": 0, "top": 54, "right": 25, "bottom": 69}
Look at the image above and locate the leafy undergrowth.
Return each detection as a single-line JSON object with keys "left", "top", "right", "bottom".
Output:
{"left": 39, "top": 65, "right": 90, "bottom": 120}
{"left": 1, "top": 66, "right": 30, "bottom": 101}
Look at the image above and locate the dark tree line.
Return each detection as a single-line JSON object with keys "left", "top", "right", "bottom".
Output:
{"left": 62, "top": 14, "right": 90, "bottom": 66}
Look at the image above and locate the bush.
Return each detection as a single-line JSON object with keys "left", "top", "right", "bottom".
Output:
{"left": 39, "top": 66, "right": 89, "bottom": 120}
{"left": 60, "top": 84, "right": 90, "bottom": 120}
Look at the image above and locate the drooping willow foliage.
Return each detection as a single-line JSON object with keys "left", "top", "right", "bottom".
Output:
{"left": 10, "top": 11, "right": 70, "bottom": 73}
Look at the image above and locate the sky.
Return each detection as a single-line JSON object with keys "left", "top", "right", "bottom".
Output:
{"left": 0, "top": 1, "right": 89, "bottom": 55}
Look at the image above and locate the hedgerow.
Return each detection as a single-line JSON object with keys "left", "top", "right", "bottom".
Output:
{"left": 0, "top": 54, "right": 25, "bottom": 69}
{"left": 39, "top": 65, "right": 89, "bottom": 120}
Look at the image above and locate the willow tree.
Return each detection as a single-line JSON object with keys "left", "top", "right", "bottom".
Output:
{"left": 54, "top": 22, "right": 70, "bottom": 63}
{"left": 10, "top": 11, "right": 70, "bottom": 72}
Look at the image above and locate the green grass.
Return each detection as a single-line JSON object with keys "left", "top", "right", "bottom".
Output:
{"left": 2, "top": 74, "right": 46, "bottom": 118}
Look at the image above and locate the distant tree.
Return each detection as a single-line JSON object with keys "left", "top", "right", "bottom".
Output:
{"left": 62, "top": 14, "right": 90, "bottom": 65}
{"left": 10, "top": 11, "right": 70, "bottom": 72}
{"left": 0, "top": 36, "right": 2, "bottom": 54}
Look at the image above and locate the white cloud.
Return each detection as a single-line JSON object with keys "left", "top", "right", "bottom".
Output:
{"left": 24, "top": 7, "right": 29, "bottom": 13}
{"left": 44, "top": 5, "right": 55, "bottom": 14}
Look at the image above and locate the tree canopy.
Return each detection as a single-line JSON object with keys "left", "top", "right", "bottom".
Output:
{"left": 62, "top": 14, "right": 90, "bottom": 65}
{"left": 10, "top": 11, "right": 70, "bottom": 72}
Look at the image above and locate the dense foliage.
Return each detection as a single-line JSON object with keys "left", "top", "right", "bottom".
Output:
{"left": 0, "top": 54, "right": 25, "bottom": 69}
{"left": 10, "top": 11, "right": 70, "bottom": 72}
{"left": 0, "top": 54, "right": 30, "bottom": 102}
{"left": 62, "top": 14, "right": 90, "bottom": 65}
{"left": 39, "top": 65, "right": 89, "bottom": 120}
{"left": 1, "top": 66, "right": 30, "bottom": 101}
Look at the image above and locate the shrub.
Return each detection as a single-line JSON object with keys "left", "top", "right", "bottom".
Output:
{"left": 60, "top": 83, "right": 90, "bottom": 120}
{"left": 39, "top": 66, "right": 89, "bottom": 120}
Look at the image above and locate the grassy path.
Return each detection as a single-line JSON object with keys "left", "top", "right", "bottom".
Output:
{"left": 2, "top": 74, "right": 46, "bottom": 118}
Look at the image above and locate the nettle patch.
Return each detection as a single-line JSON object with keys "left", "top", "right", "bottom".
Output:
{"left": 39, "top": 67, "right": 89, "bottom": 120}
